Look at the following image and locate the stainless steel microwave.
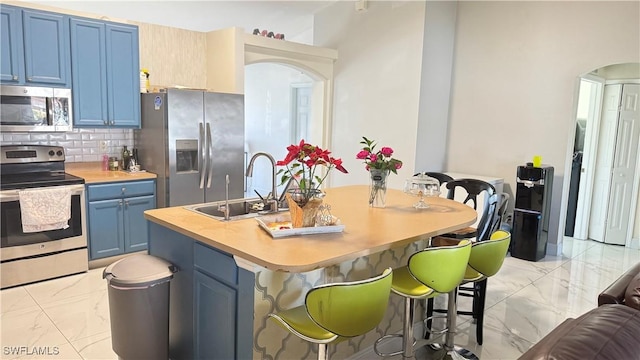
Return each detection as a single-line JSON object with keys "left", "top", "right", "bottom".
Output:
{"left": 0, "top": 85, "right": 72, "bottom": 132}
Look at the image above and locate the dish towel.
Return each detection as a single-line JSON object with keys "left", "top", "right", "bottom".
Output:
{"left": 19, "top": 186, "right": 72, "bottom": 233}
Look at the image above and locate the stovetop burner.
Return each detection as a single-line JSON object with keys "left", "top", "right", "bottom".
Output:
{"left": 1, "top": 172, "right": 84, "bottom": 190}
{"left": 0, "top": 145, "right": 84, "bottom": 190}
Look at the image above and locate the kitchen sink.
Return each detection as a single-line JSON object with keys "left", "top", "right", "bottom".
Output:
{"left": 184, "top": 197, "right": 286, "bottom": 221}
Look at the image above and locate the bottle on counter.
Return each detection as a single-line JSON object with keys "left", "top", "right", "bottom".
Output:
{"left": 109, "top": 157, "right": 119, "bottom": 171}
{"left": 122, "top": 146, "right": 130, "bottom": 171}
{"left": 131, "top": 148, "right": 139, "bottom": 169}
{"left": 102, "top": 154, "right": 109, "bottom": 171}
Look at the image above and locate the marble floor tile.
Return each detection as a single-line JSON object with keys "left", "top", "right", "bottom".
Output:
{"left": 449, "top": 320, "right": 535, "bottom": 360}
{"left": 512, "top": 274, "right": 599, "bottom": 318}
{"left": 0, "top": 307, "right": 68, "bottom": 352}
{"left": 24, "top": 268, "right": 107, "bottom": 306}
{"left": 545, "top": 258, "right": 627, "bottom": 292}
{"left": 70, "top": 331, "right": 118, "bottom": 360}
{"left": 560, "top": 237, "right": 600, "bottom": 258}
{"left": 502, "top": 255, "right": 568, "bottom": 277}
{"left": 572, "top": 242, "right": 640, "bottom": 271}
{"left": 2, "top": 240, "right": 639, "bottom": 360}
{"left": 1, "top": 343, "right": 82, "bottom": 360}
{"left": 482, "top": 289, "right": 571, "bottom": 345}
{"left": 0, "top": 287, "right": 39, "bottom": 314}
{"left": 39, "top": 290, "right": 110, "bottom": 343}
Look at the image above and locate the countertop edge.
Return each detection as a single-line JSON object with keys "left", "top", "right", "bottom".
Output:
{"left": 144, "top": 194, "right": 477, "bottom": 273}
{"left": 66, "top": 162, "right": 157, "bottom": 183}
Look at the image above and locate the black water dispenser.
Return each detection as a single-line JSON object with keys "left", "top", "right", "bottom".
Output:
{"left": 511, "top": 164, "right": 554, "bottom": 261}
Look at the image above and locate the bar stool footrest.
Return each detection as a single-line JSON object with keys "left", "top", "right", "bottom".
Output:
{"left": 423, "top": 314, "right": 449, "bottom": 336}
{"left": 373, "top": 334, "right": 416, "bottom": 358}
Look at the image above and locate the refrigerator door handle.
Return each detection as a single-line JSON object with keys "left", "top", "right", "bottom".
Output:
{"left": 206, "top": 122, "right": 213, "bottom": 188}
{"left": 199, "top": 122, "right": 206, "bottom": 189}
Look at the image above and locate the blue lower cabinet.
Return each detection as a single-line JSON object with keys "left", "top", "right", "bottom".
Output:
{"left": 123, "top": 195, "right": 154, "bottom": 253}
{"left": 88, "top": 198, "right": 124, "bottom": 258}
{"left": 148, "top": 223, "right": 254, "bottom": 360}
{"left": 194, "top": 271, "right": 237, "bottom": 359}
{"left": 87, "top": 180, "right": 155, "bottom": 260}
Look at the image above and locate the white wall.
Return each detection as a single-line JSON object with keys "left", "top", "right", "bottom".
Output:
{"left": 446, "top": 1, "right": 640, "bottom": 249}
{"left": 415, "top": 1, "right": 457, "bottom": 173}
{"left": 313, "top": 1, "right": 426, "bottom": 190}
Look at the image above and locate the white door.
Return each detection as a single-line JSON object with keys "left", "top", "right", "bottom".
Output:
{"left": 291, "top": 84, "right": 312, "bottom": 143}
{"left": 589, "top": 84, "right": 621, "bottom": 242}
{"left": 605, "top": 84, "right": 640, "bottom": 245}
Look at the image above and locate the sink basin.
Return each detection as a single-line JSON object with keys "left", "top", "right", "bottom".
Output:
{"left": 184, "top": 197, "right": 286, "bottom": 221}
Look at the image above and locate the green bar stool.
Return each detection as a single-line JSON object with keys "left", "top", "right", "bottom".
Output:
{"left": 374, "top": 240, "right": 472, "bottom": 359}
{"left": 426, "top": 230, "right": 512, "bottom": 359}
{"left": 268, "top": 268, "right": 393, "bottom": 360}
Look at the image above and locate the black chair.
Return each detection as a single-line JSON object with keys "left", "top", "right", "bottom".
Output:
{"left": 438, "top": 178, "right": 497, "bottom": 242}
{"left": 491, "top": 193, "right": 510, "bottom": 234}
{"left": 427, "top": 178, "right": 498, "bottom": 345}
{"left": 413, "top": 171, "right": 454, "bottom": 186}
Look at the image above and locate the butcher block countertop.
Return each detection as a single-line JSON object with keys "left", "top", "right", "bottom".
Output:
{"left": 144, "top": 185, "right": 477, "bottom": 273}
{"left": 66, "top": 162, "right": 157, "bottom": 184}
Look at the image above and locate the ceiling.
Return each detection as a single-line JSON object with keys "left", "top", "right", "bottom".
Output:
{"left": 25, "top": 1, "right": 337, "bottom": 37}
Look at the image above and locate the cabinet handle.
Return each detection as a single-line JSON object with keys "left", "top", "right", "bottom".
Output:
{"left": 124, "top": 200, "right": 129, "bottom": 208}
{"left": 104, "top": 120, "right": 108, "bottom": 125}
{"left": 110, "top": 120, "right": 115, "bottom": 125}
{"left": 27, "top": 77, "right": 32, "bottom": 81}
{"left": 121, "top": 187, "right": 126, "bottom": 193}
{"left": 12, "top": 75, "right": 18, "bottom": 80}
{"left": 118, "top": 200, "right": 123, "bottom": 207}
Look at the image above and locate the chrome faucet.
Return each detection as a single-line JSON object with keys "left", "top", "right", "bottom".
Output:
{"left": 217, "top": 174, "right": 231, "bottom": 220}
{"left": 246, "top": 152, "right": 278, "bottom": 212}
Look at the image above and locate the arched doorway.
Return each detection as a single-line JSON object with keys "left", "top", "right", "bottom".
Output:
{"left": 243, "top": 63, "right": 316, "bottom": 198}
{"left": 561, "top": 62, "right": 640, "bottom": 247}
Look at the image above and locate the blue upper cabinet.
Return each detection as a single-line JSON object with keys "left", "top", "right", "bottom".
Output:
{"left": 0, "top": 6, "right": 24, "bottom": 83}
{"left": 70, "top": 18, "right": 108, "bottom": 127}
{"left": 71, "top": 18, "right": 140, "bottom": 128}
{"left": 1, "top": 5, "right": 70, "bottom": 87}
{"left": 22, "top": 9, "right": 70, "bottom": 86}
{"left": 106, "top": 24, "right": 140, "bottom": 128}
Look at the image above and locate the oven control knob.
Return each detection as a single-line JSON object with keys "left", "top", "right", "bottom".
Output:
{"left": 49, "top": 150, "right": 55, "bottom": 156}
{"left": 56, "top": 150, "right": 63, "bottom": 156}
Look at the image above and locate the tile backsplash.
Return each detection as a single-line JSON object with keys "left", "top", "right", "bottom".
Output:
{"left": 1, "top": 128, "right": 134, "bottom": 163}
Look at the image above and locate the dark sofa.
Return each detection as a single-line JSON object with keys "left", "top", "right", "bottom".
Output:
{"left": 518, "top": 262, "right": 640, "bottom": 360}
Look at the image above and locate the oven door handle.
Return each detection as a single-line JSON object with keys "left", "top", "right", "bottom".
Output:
{"left": 0, "top": 184, "right": 85, "bottom": 202}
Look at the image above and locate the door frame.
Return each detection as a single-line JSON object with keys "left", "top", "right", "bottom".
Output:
{"left": 559, "top": 77, "right": 640, "bottom": 249}
{"left": 573, "top": 75, "right": 604, "bottom": 239}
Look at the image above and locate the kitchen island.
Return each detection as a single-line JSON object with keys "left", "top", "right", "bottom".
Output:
{"left": 144, "top": 185, "right": 476, "bottom": 359}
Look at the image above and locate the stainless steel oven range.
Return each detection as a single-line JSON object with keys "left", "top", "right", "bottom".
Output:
{"left": 1, "top": 145, "right": 88, "bottom": 289}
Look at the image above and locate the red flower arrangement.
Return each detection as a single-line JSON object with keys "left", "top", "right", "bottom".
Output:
{"left": 276, "top": 140, "right": 348, "bottom": 205}
{"left": 356, "top": 137, "right": 403, "bottom": 173}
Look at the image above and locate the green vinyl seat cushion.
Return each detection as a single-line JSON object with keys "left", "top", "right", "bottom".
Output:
{"left": 269, "top": 268, "right": 393, "bottom": 344}
{"left": 465, "top": 230, "right": 511, "bottom": 281}
{"left": 392, "top": 240, "right": 471, "bottom": 299}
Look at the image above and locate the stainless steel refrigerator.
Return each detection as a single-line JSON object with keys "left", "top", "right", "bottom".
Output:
{"left": 136, "top": 89, "right": 245, "bottom": 208}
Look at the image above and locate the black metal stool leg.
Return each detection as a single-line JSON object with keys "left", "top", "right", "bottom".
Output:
{"left": 475, "top": 279, "right": 487, "bottom": 345}
{"left": 421, "top": 288, "right": 479, "bottom": 360}
{"left": 425, "top": 297, "right": 434, "bottom": 339}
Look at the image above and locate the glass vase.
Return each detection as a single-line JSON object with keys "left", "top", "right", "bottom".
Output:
{"left": 285, "top": 189, "right": 325, "bottom": 227}
{"left": 369, "top": 169, "right": 389, "bottom": 208}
